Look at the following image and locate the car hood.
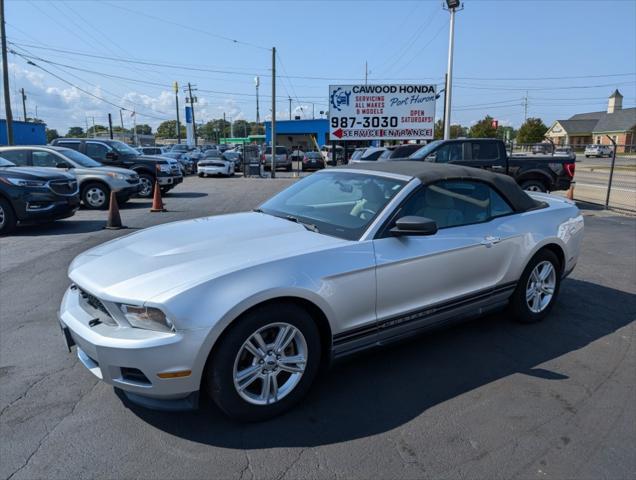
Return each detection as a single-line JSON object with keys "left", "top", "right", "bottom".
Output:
{"left": 76, "top": 166, "right": 135, "bottom": 176}
{"left": 0, "top": 166, "right": 74, "bottom": 180}
{"left": 69, "top": 212, "right": 347, "bottom": 303}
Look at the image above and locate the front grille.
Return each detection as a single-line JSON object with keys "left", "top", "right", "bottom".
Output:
{"left": 76, "top": 286, "right": 117, "bottom": 326}
{"left": 78, "top": 287, "right": 110, "bottom": 316}
{"left": 49, "top": 179, "right": 78, "bottom": 195}
{"left": 170, "top": 164, "right": 180, "bottom": 174}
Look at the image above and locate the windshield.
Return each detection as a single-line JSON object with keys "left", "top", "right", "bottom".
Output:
{"left": 379, "top": 149, "right": 394, "bottom": 159}
{"left": 350, "top": 149, "right": 365, "bottom": 160}
{"left": 62, "top": 149, "right": 103, "bottom": 167}
{"left": 409, "top": 140, "right": 443, "bottom": 160}
{"left": 110, "top": 141, "right": 140, "bottom": 155}
{"left": 0, "top": 157, "right": 15, "bottom": 167}
{"left": 259, "top": 171, "right": 406, "bottom": 240}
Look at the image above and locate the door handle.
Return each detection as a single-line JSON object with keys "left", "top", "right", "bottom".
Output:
{"left": 481, "top": 235, "right": 501, "bottom": 246}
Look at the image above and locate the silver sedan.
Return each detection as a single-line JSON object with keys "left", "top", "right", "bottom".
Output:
{"left": 58, "top": 162, "right": 583, "bottom": 421}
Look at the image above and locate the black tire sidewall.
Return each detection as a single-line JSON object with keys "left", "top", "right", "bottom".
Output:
{"left": 207, "top": 303, "right": 321, "bottom": 421}
{"left": 0, "top": 197, "right": 16, "bottom": 235}
{"left": 521, "top": 180, "right": 547, "bottom": 193}
{"left": 510, "top": 249, "right": 561, "bottom": 323}
{"left": 81, "top": 182, "right": 109, "bottom": 210}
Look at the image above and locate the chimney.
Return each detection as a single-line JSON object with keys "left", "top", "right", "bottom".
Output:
{"left": 608, "top": 89, "right": 623, "bottom": 114}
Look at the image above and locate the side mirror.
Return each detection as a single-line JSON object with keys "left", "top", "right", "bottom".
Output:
{"left": 390, "top": 216, "right": 438, "bottom": 236}
{"left": 425, "top": 153, "right": 437, "bottom": 163}
{"left": 56, "top": 161, "right": 72, "bottom": 169}
{"left": 105, "top": 151, "right": 117, "bottom": 160}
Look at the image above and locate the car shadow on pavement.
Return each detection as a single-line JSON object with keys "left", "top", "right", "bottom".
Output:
{"left": 120, "top": 201, "right": 153, "bottom": 209}
{"left": 121, "top": 278, "right": 636, "bottom": 448}
{"left": 6, "top": 220, "right": 108, "bottom": 236}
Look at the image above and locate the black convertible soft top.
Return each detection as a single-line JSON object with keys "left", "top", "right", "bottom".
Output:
{"left": 340, "top": 161, "right": 539, "bottom": 212}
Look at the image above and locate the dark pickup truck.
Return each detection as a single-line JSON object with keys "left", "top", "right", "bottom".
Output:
{"left": 393, "top": 138, "right": 575, "bottom": 193}
{"left": 50, "top": 138, "right": 182, "bottom": 198}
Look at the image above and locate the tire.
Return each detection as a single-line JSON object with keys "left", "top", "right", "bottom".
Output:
{"left": 198, "top": 173, "right": 204, "bottom": 178}
{"left": 509, "top": 249, "right": 561, "bottom": 324}
{"left": 585, "top": 155, "right": 589, "bottom": 158}
{"left": 160, "top": 187, "right": 170, "bottom": 195}
{"left": 0, "top": 197, "right": 17, "bottom": 235}
{"left": 81, "top": 182, "right": 110, "bottom": 210}
{"left": 138, "top": 174, "right": 155, "bottom": 198}
{"left": 286, "top": 164, "right": 292, "bottom": 172}
{"left": 520, "top": 180, "right": 548, "bottom": 193}
{"left": 206, "top": 303, "right": 321, "bottom": 421}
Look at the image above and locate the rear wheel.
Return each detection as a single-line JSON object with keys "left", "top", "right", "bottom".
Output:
{"left": 520, "top": 180, "right": 547, "bottom": 193}
{"left": 0, "top": 197, "right": 17, "bottom": 235}
{"left": 509, "top": 249, "right": 561, "bottom": 323}
{"left": 81, "top": 182, "right": 109, "bottom": 210}
{"left": 207, "top": 303, "right": 321, "bottom": 421}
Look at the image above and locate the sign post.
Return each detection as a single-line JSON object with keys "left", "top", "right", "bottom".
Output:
{"left": 328, "top": 84, "right": 436, "bottom": 142}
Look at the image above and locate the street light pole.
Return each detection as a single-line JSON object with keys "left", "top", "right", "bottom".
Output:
{"left": 271, "top": 46, "right": 276, "bottom": 178}
{"left": 443, "top": 0, "right": 461, "bottom": 140}
{"left": 0, "top": 0, "right": 14, "bottom": 145}
{"left": 174, "top": 81, "right": 181, "bottom": 144}
{"left": 255, "top": 76, "right": 260, "bottom": 125}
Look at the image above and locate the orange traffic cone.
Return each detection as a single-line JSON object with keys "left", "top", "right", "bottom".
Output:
{"left": 150, "top": 179, "right": 166, "bottom": 212}
{"left": 105, "top": 190, "right": 126, "bottom": 229}
{"left": 566, "top": 182, "right": 575, "bottom": 201}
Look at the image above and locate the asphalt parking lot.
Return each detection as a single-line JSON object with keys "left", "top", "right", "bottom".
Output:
{"left": 1, "top": 175, "right": 635, "bottom": 480}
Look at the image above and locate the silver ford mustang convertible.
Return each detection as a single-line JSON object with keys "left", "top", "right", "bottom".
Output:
{"left": 59, "top": 162, "right": 584, "bottom": 420}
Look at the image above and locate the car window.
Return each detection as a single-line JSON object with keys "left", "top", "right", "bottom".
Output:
{"left": 56, "top": 141, "right": 80, "bottom": 151}
{"left": 0, "top": 150, "right": 29, "bottom": 166}
{"left": 471, "top": 142, "right": 499, "bottom": 160}
{"left": 379, "top": 149, "right": 394, "bottom": 159}
{"left": 400, "top": 180, "right": 513, "bottom": 229}
{"left": 275, "top": 147, "right": 288, "bottom": 155}
{"left": 362, "top": 150, "right": 384, "bottom": 161}
{"left": 32, "top": 151, "right": 61, "bottom": 167}
{"left": 433, "top": 143, "right": 462, "bottom": 163}
{"left": 86, "top": 142, "right": 110, "bottom": 161}
{"left": 260, "top": 171, "right": 406, "bottom": 240}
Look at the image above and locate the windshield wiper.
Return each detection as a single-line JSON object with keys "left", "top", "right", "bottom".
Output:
{"left": 285, "top": 215, "right": 320, "bottom": 233}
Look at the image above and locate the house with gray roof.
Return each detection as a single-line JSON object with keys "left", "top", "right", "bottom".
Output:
{"left": 545, "top": 90, "right": 635, "bottom": 152}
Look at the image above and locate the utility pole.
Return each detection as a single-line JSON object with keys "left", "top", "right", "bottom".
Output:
{"left": 119, "top": 109, "right": 124, "bottom": 129}
{"left": 92, "top": 116, "right": 96, "bottom": 138}
{"left": 523, "top": 91, "right": 528, "bottom": 121}
{"left": 271, "top": 46, "right": 276, "bottom": 178}
{"left": 223, "top": 112, "right": 226, "bottom": 142}
{"left": 85, "top": 118, "right": 89, "bottom": 138}
{"left": 443, "top": 0, "right": 461, "bottom": 140}
{"left": 186, "top": 82, "right": 198, "bottom": 146}
{"left": 108, "top": 113, "right": 113, "bottom": 139}
{"left": 20, "top": 88, "right": 27, "bottom": 121}
{"left": 174, "top": 81, "right": 181, "bottom": 144}
{"left": 255, "top": 76, "right": 260, "bottom": 125}
{"left": 289, "top": 97, "right": 292, "bottom": 120}
{"left": 1, "top": 0, "right": 14, "bottom": 144}
{"left": 132, "top": 111, "right": 138, "bottom": 145}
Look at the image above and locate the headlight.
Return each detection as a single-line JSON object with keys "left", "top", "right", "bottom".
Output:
{"left": 106, "top": 172, "right": 127, "bottom": 180}
{"left": 119, "top": 304, "right": 175, "bottom": 332}
{"left": 0, "top": 177, "right": 47, "bottom": 187}
{"left": 156, "top": 164, "right": 171, "bottom": 173}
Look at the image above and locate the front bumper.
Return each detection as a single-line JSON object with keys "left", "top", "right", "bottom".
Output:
{"left": 199, "top": 166, "right": 230, "bottom": 175}
{"left": 58, "top": 285, "right": 207, "bottom": 404}
{"left": 157, "top": 175, "right": 183, "bottom": 186}
{"left": 115, "top": 183, "right": 142, "bottom": 199}
{"left": 12, "top": 191, "right": 80, "bottom": 223}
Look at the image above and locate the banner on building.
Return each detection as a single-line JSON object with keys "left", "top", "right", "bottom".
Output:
{"left": 328, "top": 84, "right": 436, "bottom": 141}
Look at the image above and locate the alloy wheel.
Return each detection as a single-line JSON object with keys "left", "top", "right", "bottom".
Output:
{"left": 0, "top": 204, "right": 5, "bottom": 230}
{"left": 526, "top": 260, "right": 556, "bottom": 313}
{"left": 139, "top": 177, "right": 153, "bottom": 197}
{"left": 524, "top": 185, "right": 542, "bottom": 192}
{"left": 233, "top": 322, "right": 307, "bottom": 406}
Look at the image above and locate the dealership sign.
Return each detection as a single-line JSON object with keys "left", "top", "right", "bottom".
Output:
{"left": 328, "top": 84, "right": 436, "bottom": 140}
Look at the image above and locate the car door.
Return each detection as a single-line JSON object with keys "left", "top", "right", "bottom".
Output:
{"left": 32, "top": 150, "right": 64, "bottom": 168}
{"left": 85, "top": 141, "right": 113, "bottom": 164}
{"left": 464, "top": 141, "right": 507, "bottom": 174}
{"left": 373, "top": 180, "right": 521, "bottom": 338}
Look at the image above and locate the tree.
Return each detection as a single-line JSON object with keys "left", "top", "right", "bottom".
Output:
{"left": 516, "top": 117, "right": 548, "bottom": 144}
{"left": 46, "top": 128, "right": 60, "bottom": 143}
{"left": 198, "top": 119, "right": 231, "bottom": 142}
{"left": 233, "top": 120, "right": 250, "bottom": 138}
{"left": 469, "top": 115, "right": 498, "bottom": 138}
{"left": 66, "top": 126, "right": 84, "bottom": 137}
{"left": 134, "top": 124, "right": 152, "bottom": 135}
{"left": 434, "top": 119, "right": 466, "bottom": 140}
{"left": 249, "top": 122, "right": 264, "bottom": 135}
{"left": 156, "top": 120, "right": 186, "bottom": 139}
{"left": 113, "top": 126, "right": 130, "bottom": 134}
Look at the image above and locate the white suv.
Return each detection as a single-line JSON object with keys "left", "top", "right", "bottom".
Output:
{"left": 584, "top": 144, "right": 613, "bottom": 158}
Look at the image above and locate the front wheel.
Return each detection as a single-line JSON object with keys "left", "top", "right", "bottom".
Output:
{"left": 0, "top": 197, "right": 16, "bottom": 235}
{"left": 509, "top": 249, "right": 561, "bottom": 323}
{"left": 81, "top": 182, "right": 110, "bottom": 209}
{"left": 138, "top": 174, "right": 155, "bottom": 198}
{"left": 207, "top": 303, "right": 321, "bottom": 421}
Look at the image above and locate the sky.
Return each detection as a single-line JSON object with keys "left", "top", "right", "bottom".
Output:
{"left": 2, "top": 0, "right": 635, "bottom": 134}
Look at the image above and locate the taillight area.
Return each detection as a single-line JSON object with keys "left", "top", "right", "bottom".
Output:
{"left": 260, "top": 154, "right": 266, "bottom": 163}
{"left": 564, "top": 162, "right": 576, "bottom": 178}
